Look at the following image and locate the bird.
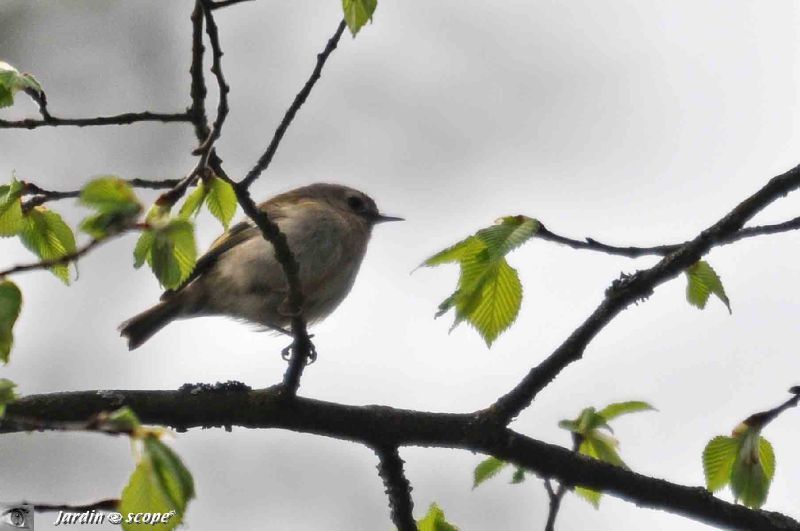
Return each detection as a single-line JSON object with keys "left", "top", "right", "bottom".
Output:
{"left": 119, "top": 183, "right": 402, "bottom": 350}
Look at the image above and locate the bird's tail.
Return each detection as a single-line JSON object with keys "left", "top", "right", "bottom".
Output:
{"left": 119, "top": 300, "right": 182, "bottom": 350}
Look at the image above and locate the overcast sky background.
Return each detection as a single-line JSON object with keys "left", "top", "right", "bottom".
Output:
{"left": 1, "top": 1, "right": 799, "bottom": 529}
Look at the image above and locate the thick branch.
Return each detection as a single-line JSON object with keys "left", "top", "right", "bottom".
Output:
{"left": 2, "top": 387, "right": 798, "bottom": 531}
{"left": 239, "top": 19, "right": 347, "bottom": 189}
{"left": 374, "top": 446, "right": 416, "bottom": 531}
{"left": 484, "top": 163, "right": 800, "bottom": 425}
{"left": 0, "top": 112, "right": 191, "bottom": 130}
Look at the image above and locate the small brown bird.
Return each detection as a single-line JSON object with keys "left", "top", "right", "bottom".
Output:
{"left": 120, "top": 183, "right": 402, "bottom": 350}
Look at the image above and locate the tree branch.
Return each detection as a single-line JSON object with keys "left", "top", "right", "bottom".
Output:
{"left": 19, "top": 178, "right": 181, "bottom": 210}
{"left": 188, "top": 0, "right": 211, "bottom": 144}
{"left": 0, "top": 112, "right": 192, "bottom": 130}
{"left": 536, "top": 215, "right": 800, "bottom": 258}
{"left": 239, "top": 19, "right": 347, "bottom": 189}
{"left": 2, "top": 387, "right": 798, "bottom": 530}
{"left": 374, "top": 445, "right": 417, "bottom": 531}
{"left": 0, "top": 231, "right": 131, "bottom": 278}
{"left": 483, "top": 163, "right": 800, "bottom": 425}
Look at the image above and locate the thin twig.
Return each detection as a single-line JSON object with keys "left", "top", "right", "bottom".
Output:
{"left": 193, "top": 0, "right": 230, "bottom": 159}
{"left": 0, "top": 112, "right": 192, "bottom": 130}
{"left": 19, "top": 179, "right": 181, "bottom": 210}
{"left": 0, "top": 230, "right": 131, "bottom": 278}
{"left": 188, "top": 0, "right": 211, "bottom": 143}
{"left": 374, "top": 446, "right": 416, "bottom": 531}
{"left": 239, "top": 19, "right": 347, "bottom": 189}
{"left": 482, "top": 163, "right": 800, "bottom": 426}
{"left": 537, "top": 215, "right": 800, "bottom": 258}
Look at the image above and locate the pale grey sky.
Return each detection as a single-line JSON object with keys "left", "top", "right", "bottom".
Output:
{"left": 1, "top": 1, "right": 799, "bottom": 529}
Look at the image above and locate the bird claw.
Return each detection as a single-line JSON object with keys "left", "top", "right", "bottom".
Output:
{"left": 281, "top": 334, "right": 317, "bottom": 365}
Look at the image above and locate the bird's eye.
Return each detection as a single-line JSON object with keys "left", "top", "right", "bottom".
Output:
{"left": 347, "top": 196, "right": 365, "bottom": 212}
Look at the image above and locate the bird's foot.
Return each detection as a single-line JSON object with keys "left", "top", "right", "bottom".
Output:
{"left": 281, "top": 334, "right": 317, "bottom": 365}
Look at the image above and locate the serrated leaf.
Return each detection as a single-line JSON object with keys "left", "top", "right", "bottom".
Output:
{"left": 80, "top": 176, "right": 140, "bottom": 214}
{"left": 149, "top": 220, "right": 197, "bottom": 290}
{"left": 0, "top": 378, "right": 17, "bottom": 417}
{"left": 598, "top": 401, "right": 656, "bottom": 421}
{"left": 0, "top": 280, "right": 22, "bottom": 364}
{"left": 133, "top": 230, "right": 155, "bottom": 269}
{"left": 178, "top": 183, "right": 207, "bottom": 220}
{"left": 424, "top": 216, "right": 538, "bottom": 346}
{"left": 685, "top": 261, "right": 731, "bottom": 313}
{"left": 20, "top": 207, "right": 76, "bottom": 284}
{"left": 473, "top": 457, "right": 508, "bottom": 489}
{"left": 0, "top": 180, "right": 24, "bottom": 237}
{"left": 342, "top": 0, "right": 377, "bottom": 36}
{"left": 417, "top": 503, "right": 459, "bottom": 531}
{"left": 422, "top": 236, "right": 483, "bottom": 268}
{"left": 459, "top": 258, "right": 522, "bottom": 347}
{"left": 475, "top": 216, "right": 540, "bottom": 260}
{"left": 205, "top": 176, "right": 237, "bottom": 229}
{"left": 119, "top": 435, "right": 194, "bottom": 531}
{"left": 702, "top": 436, "right": 738, "bottom": 492}
{"left": 730, "top": 430, "right": 774, "bottom": 509}
{"left": 575, "top": 486, "right": 602, "bottom": 508}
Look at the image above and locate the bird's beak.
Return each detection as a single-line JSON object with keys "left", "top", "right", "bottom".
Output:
{"left": 373, "top": 213, "right": 405, "bottom": 224}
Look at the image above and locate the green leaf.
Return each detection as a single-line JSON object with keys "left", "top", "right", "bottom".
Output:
{"left": 575, "top": 486, "right": 602, "bottom": 508}
{"left": 685, "top": 260, "right": 731, "bottom": 313}
{"left": 0, "top": 280, "right": 22, "bottom": 364}
{"left": 0, "top": 62, "right": 43, "bottom": 108}
{"left": 205, "top": 176, "right": 237, "bottom": 229}
{"left": 0, "top": 180, "right": 25, "bottom": 237}
{"left": 474, "top": 216, "right": 540, "bottom": 260}
{"left": 105, "top": 407, "right": 142, "bottom": 433}
{"left": 20, "top": 207, "right": 77, "bottom": 284}
{"left": 80, "top": 176, "right": 140, "bottom": 214}
{"left": 461, "top": 258, "right": 522, "bottom": 346}
{"left": 510, "top": 467, "right": 526, "bottom": 484}
{"left": 598, "top": 401, "right": 656, "bottom": 422}
{"left": 149, "top": 220, "right": 197, "bottom": 290}
{"left": 133, "top": 230, "right": 155, "bottom": 269}
{"left": 422, "top": 236, "right": 484, "bottom": 268}
{"left": 702, "top": 436, "right": 738, "bottom": 492}
{"left": 581, "top": 432, "right": 627, "bottom": 469}
{"left": 417, "top": 503, "right": 459, "bottom": 531}
{"left": 0, "top": 378, "right": 17, "bottom": 417}
{"left": 424, "top": 216, "right": 538, "bottom": 346}
{"left": 119, "top": 435, "right": 194, "bottom": 530}
{"left": 473, "top": 457, "right": 508, "bottom": 489}
{"left": 729, "top": 430, "right": 774, "bottom": 508}
{"left": 342, "top": 0, "right": 377, "bottom": 36}
{"left": 178, "top": 182, "right": 207, "bottom": 220}
{"left": 78, "top": 177, "right": 141, "bottom": 238}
